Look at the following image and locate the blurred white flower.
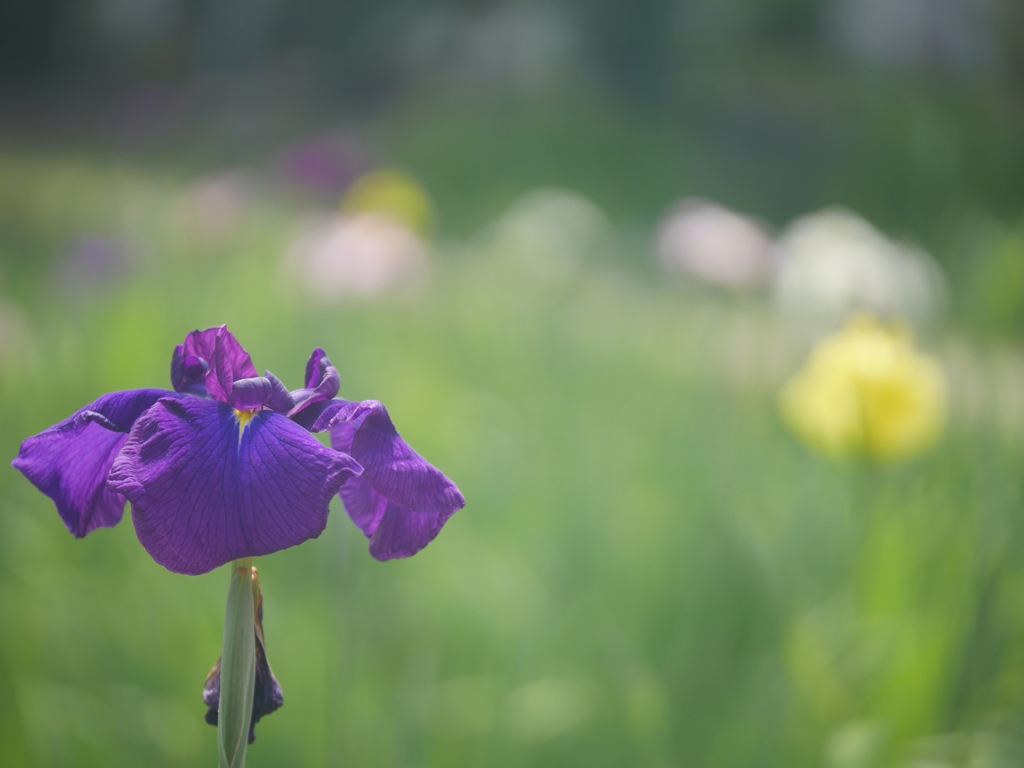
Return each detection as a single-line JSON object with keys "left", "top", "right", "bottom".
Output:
{"left": 773, "top": 208, "right": 946, "bottom": 330}
{"left": 655, "top": 198, "right": 774, "bottom": 289}
{"left": 286, "top": 213, "right": 428, "bottom": 301}
{"left": 484, "top": 188, "right": 614, "bottom": 282}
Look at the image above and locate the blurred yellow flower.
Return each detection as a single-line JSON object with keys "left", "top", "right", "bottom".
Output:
{"left": 779, "top": 315, "right": 946, "bottom": 462}
{"left": 341, "top": 169, "right": 434, "bottom": 237}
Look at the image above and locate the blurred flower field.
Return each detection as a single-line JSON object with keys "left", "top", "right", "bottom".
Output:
{"left": 3, "top": 98, "right": 1024, "bottom": 768}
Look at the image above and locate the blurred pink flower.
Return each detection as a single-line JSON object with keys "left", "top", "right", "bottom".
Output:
{"left": 655, "top": 199, "right": 774, "bottom": 289}
{"left": 285, "top": 213, "right": 428, "bottom": 301}
{"left": 181, "top": 171, "right": 253, "bottom": 241}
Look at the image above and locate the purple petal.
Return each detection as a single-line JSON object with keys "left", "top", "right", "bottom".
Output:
{"left": 11, "top": 389, "right": 180, "bottom": 538}
{"left": 206, "top": 328, "right": 253, "bottom": 403}
{"left": 229, "top": 377, "right": 274, "bottom": 410}
{"left": 338, "top": 477, "right": 459, "bottom": 561}
{"left": 289, "top": 349, "right": 341, "bottom": 419}
{"left": 305, "top": 348, "right": 329, "bottom": 389}
{"left": 171, "top": 346, "right": 209, "bottom": 395}
{"left": 182, "top": 326, "right": 258, "bottom": 380}
{"left": 108, "top": 397, "right": 361, "bottom": 575}
{"left": 264, "top": 372, "right": 295, "bottom": 414}
{"left": 311, "top": 364, "right": 340, "bottom": 402}
{"left": 336, "top": 472, "right": 387, "bottom": 536}
{"left": 369, "top": 496, "right": 455, "bottom": 561}
{"left": 337, "top": 401, "right": 464, "bottom": 515}
{"left": 183, "top": 355, "right": 207, "bottom": 380}
{"left": 171, "top": 346, "right": 186, "bottom": 391}
{"left": 176, "top": 326, "right": 258, "bottom": 403}
{"left": 289, "top": 397, "right": 354, "bottom": 432}
{"left": 329, "top": 401, "right": 464, "bottom": 560}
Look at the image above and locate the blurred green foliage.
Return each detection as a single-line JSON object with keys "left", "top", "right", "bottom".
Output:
{"left": 1, "top": 87, "right": 1024, "bottom": 768}
{"left": 965, "top": 227, "right": 1024, "bottom": 340}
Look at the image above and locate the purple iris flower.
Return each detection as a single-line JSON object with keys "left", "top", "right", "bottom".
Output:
{"left": 12, "top": 325, "right": 464, "bottom": 575}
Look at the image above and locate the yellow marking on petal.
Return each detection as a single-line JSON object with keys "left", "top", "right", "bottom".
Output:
{"left": 234, "top": 409, "right": 257, "bottom": 443}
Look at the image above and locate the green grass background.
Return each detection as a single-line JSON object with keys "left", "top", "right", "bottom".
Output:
{"left": 1, "top": 90, "right": 1024, "bottom": 768}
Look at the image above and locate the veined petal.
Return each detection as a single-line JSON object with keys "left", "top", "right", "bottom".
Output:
{"left": 371, "top": 495, "right": 455, "bottom": 560}
{"left": 183, "top": 326, "right": 258, "bottom": 381}
{"left": 304, "top": 348, "right": 330, "bottom": 389}
{"left": 338, "top": 478, "right": 457, "bottom": 560}
{"left": 329, "top": 400, "right": 464, "bottom": 560}
{"left": 11, "top": 389, "right": 181, "bottom": 538}
{"left": 207, "top": 327, "right": 257, "bottom": 403}
{"left": 264, "top": 371, "right": 295, "bottom": 415}
{"left": 108, "top": 397, "right": 361, "bottom": 575}
{"left": 334, "top": 401, "right": 463, "bottom": 516}
{"left": 288, "top": 397, "right": 354, "bottom": 433}
{"left": 229, "top": 377, "right": 274, "bottom": 410}
{"left": 288, "top": 348, "right": 341, "bottom": 419}
{"left": 174, "top": 326, "right": 258, "bottom": 403}
{"left": 171, "top": 347, "right": 209, "bottom": 396}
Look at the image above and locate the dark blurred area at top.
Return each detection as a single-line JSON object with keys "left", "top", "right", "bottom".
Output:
{"left": 4, "top": 0, "right": 1023, "bottom": 96}
{"left": 3, "top": 0, "right": 1024, "bottom": 303}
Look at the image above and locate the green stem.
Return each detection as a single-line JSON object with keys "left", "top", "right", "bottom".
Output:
{"left": 219, "top": 558, "right": 256, "bottom": 768}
